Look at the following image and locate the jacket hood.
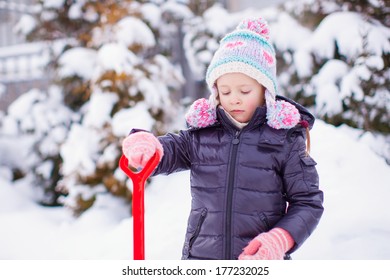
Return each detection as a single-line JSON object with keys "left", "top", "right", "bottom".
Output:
{"left": 185, "top": 95, "right": 315, "bottom": 130}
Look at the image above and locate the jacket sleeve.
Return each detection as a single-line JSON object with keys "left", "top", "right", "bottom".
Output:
{"left": 152, "top": 130, "right": 192, "bottom": 176}
{"left": 275, "top": 134, "right": 324, "bottom": 253}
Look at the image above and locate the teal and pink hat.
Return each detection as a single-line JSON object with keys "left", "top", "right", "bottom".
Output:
{"left": 206, "top": 17, "right": 278, "bottom": 106}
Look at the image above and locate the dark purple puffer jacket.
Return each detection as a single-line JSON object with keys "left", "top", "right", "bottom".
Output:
{"left": 152, "top": 97, "right": 324, "bottom": 260}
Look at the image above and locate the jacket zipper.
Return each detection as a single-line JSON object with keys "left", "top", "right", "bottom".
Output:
{"left": 225, "top": 130, "right": 240, "bottom": 259}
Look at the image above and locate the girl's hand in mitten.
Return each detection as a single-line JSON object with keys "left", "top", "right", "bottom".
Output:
{"left": 238, "top": 228, "right": 294, "bottom": 260}
{"left": 122, "top": 132, "right": 164, "bottom": 169}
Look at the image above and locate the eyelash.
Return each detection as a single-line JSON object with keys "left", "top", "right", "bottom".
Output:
{"left": 220, "top": 90, "right": 250, "bottom": 95}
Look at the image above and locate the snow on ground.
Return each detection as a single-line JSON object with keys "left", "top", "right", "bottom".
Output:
{"left": 0, "top": 120, "right": 389, "bottom": 260}
{"left": 1, "top": 0, "right": 389, "bottom": 263}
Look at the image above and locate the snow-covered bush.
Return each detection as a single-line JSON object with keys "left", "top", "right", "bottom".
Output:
{"left": 4, "top": 0, "right": 186, "bottom": 214}
{"left": 55, "top": 1, "right": 185, "bottom": 214}
{"left": 0, "top": 87, "right": 75, "bottom": 205}
{"left": 183, "top": 4, "right": 237, "bottom": 81}
{"left": 277, "top": 0, "right": 390, "bottom": 133}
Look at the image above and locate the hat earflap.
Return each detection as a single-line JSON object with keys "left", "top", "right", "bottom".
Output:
{"left": 265, "top": 90, "right": 301, "bottom": 129}
{"left": 185, "top": 98, "right": 217, "bottom": 128}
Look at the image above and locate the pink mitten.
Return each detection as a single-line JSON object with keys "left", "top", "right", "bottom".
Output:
{"left": 238, "top": 228, "right": 294, "bottom": 260}
{"left": 122, "top": 132, "right": 164, "bottom": 169}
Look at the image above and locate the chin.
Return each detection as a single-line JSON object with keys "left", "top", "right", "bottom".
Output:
{"left": 237, "top": 117, "right": 250, "bottom": 123}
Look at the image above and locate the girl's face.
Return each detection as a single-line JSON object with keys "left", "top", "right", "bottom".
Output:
{"left": 216, "top": 73, "right": 265, "bottom": 123}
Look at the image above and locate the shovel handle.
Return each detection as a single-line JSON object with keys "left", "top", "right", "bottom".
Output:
{"left": 119, "top": 152, "right": 160, "bottom": 184}
{"left": 119, "top": 152, "right": 161, "bottom": 260}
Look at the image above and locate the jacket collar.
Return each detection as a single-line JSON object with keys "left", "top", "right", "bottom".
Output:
{"left": 217, "top": 106, "right": 266, "bottom": 132}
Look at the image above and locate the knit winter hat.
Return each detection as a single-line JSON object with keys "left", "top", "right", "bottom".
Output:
{"left": 206, "top": 17, "right": 278, "bottom": 107}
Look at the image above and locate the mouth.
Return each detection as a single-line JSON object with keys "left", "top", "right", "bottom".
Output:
{"left": 231, "top": 110, "right": 244, "bottom": 114}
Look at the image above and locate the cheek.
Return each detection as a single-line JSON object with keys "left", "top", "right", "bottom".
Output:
{"left": 246, "top": 94, "right": 264, "bottom": 109}
{"left": 219, "top": 95, "right": 229, "bottom": 107}
{"left": 246, "top": 103, "right": 259, "bottom": 115}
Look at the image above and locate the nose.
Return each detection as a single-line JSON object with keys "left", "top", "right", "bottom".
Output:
{"left": 230, "top": 93, "right": 241, "bottom": 105}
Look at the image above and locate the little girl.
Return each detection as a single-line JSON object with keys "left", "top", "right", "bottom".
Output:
{"left": 122, "top": 17, "right": 324, "bottom": 260}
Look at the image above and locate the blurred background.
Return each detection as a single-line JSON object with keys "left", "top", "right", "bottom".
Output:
{"left": 0, "top": 0, "right": 389, "bottom": 259}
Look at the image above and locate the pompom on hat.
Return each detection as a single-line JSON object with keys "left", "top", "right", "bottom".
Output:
{"left": 186, "top": 16, "right": 300, "bottom": 130}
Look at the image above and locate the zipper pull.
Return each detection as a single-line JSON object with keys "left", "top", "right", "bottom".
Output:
{"left": 232, "top": 131, "right": 240, "bottom": 145}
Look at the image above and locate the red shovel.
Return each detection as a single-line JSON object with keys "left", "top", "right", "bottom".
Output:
{"left": 119, "top": 152, "right": 161, "bottom": 260}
